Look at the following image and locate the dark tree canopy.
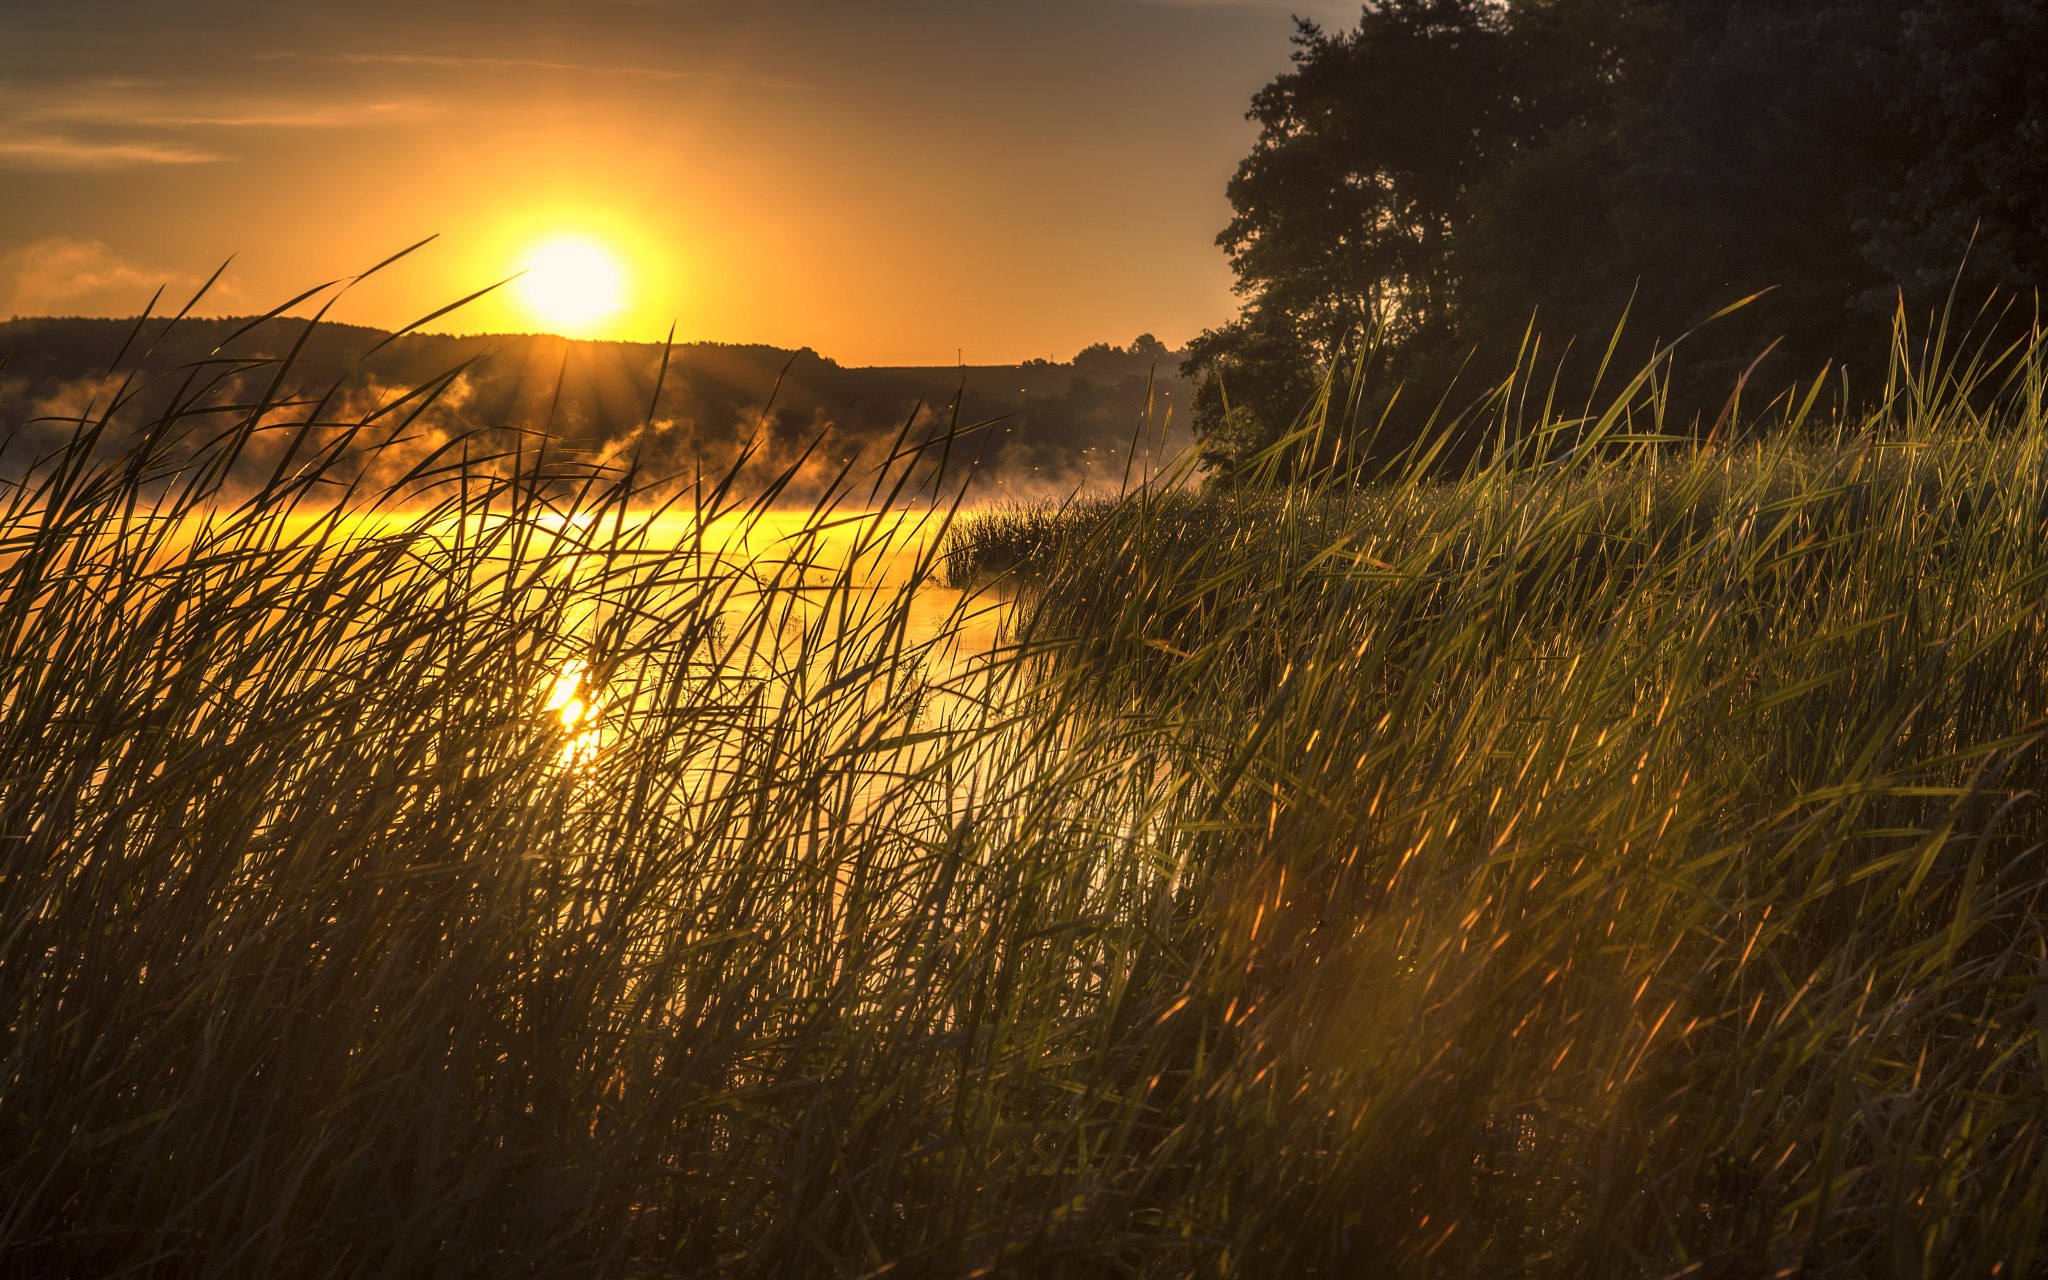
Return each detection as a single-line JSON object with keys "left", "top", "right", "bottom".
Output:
{"left": 1186, "top": 0, "right": 2048, "bottom": 479}
{"left": 1860, "top": 0, "right": 2048, "bottom": 304}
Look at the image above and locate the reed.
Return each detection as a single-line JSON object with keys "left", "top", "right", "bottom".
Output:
{"left": 6, "top": 283, "right": 2048, "bottom": 1278}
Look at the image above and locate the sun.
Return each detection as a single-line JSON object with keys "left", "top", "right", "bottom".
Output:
{"left": 517, "top": 238, "right": 626, "bottom": 331}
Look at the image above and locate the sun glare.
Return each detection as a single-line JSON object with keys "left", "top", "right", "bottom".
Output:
{"left": 547, "top": 659, "right": 603, "bottom": 767}
{"left": 517, "top": 238, "right": 626, "bottom": 332}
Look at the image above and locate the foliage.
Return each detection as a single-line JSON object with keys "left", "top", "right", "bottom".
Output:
{"left": 1187, "top": 0, "right": 2048, "bottom": 478}
{"left": 1856, "top": 0, "right": 2048, "bottom": 306}
{"left": 1183, "top": 0, "right": 1665, "bottom": 472}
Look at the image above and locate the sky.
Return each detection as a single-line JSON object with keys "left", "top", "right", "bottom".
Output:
{"left": 0, "top": 0, "right": 1358, "bottom": 366}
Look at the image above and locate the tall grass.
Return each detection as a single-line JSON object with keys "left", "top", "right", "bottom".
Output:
{"left": 7, "top": 287, "right": 2048, "bottom": 1278}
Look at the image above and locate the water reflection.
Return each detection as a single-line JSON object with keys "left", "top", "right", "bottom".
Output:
{"left": 546, "top": 659, "right": 603, "bottom": 766}
{"left": 520, "top": 506, "right": 1017, "bottom": 781}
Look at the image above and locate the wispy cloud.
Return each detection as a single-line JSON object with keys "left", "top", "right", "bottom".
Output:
{"left": 23, "top": 100, "right": 441, "bottom": 130}
{"left": 336, "top": 51, "right": 693, "bottom": 79}
{"left": 0, "top": 139, "right": 229, "bottom": 171}
{"left": 320, "top": 52, "right": 819, "bottom": 92}
{"left": 0, "top": 88, "right": 435, "bottom": 171}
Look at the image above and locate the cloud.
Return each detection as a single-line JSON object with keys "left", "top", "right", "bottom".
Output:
{"left": 334, "top": 52, "right": 694, "bottom": 79}
{"left": 0, "top": 138, "right": 229, "bottom": 171}
{"left": 0, "top": 238, "right": 191, "bottom": 317}
{"left": 22, "top": 100, "right": 441, "bottom": 129}
{"left": 323, "top": 52, "right": 819, "bottom": 92}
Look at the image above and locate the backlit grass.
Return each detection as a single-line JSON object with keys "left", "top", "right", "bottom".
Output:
{"left": 7, "top": 291, "right": 2048, "bottom": 1277}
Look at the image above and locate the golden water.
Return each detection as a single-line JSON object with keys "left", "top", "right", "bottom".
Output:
{"left": 507, "top": 507, "right": 1016, "bottom": 770}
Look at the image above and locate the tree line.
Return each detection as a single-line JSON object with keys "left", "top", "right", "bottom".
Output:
{"left": 0, "top": 318, "right": 1191, "bottom": 504}
{"left": 1184, "top": 0, "right": 2048, "bottom": 477}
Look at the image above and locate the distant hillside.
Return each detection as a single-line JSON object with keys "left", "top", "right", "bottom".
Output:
{"left": 0, "top": 317, "right": 1194, "bottom": 503}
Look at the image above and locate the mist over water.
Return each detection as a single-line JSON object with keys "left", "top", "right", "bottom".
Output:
{"left": 0, "top": 315, "right": 1195, "bottom": 507}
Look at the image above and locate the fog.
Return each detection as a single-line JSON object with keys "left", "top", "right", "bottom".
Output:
{"left": 0, "top": 316, "right": 1196, "bottom": 508}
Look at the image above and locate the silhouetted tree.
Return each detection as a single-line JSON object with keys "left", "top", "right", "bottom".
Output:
{"left": 1855, "top": 0, "right": 2048, "bottom": 309}
{"left": 1460, "top": 0, "right": 1908, "bottom": 411}
{"left": 1128, "top": 333, "right": 1170, "bottom": 361}
{"left": 1189, "top": 0, "right": 2048, "bottom": 480}
{"left": 1184, "top": 0, "right": 1662, "bottom": 475}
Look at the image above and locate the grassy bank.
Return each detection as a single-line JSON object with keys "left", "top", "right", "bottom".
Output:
{"left": 7, "top": 300, "right": 2048, "bottom": 1277}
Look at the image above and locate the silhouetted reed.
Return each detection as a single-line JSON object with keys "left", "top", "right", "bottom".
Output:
{"left": 7, "top": 279, "right": 2048, "bottom": 1278}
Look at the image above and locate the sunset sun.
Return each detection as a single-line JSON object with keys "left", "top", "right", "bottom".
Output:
{"left": 516, "top": 238, "right": 626, "bottom": 331}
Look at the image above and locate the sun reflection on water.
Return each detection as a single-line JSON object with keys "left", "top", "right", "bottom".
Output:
{"left": 546, "top": 659, "right": 604, "bottom": 766}
{"left": 510, "top": 506, "right": 1015, "bottom": 776}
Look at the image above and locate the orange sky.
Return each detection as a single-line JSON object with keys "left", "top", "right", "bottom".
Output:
{"left": 0, "top": 0, "right": 1355, "bottom": 366}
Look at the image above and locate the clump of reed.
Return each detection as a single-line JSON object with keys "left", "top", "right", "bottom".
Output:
{"left": 6, "top": 275, "right": 2048, "bottom": 1279}
{"left": 955, "top": 306, "right": 2048, "bottom": 1275}
{"left": 940, "top": 493, "right": 1208, "bottom": 587}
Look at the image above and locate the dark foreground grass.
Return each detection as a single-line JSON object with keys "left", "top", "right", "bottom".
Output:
{"left": 8, "top": 292, "right": 2048, "bottom": 1278}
